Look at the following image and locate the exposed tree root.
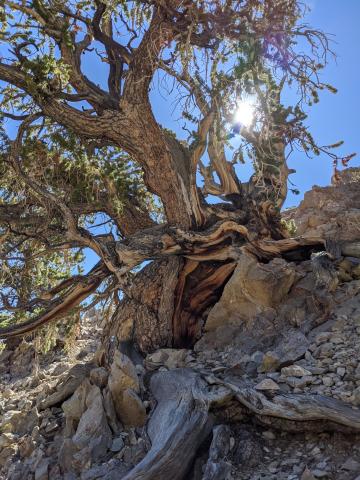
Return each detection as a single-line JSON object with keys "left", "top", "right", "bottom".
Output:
{"left": 207, "top": 375, "right": 360, "bottom": 433}
{"left": 122, "top": 369, "right": 212, "bottom": 480}
{"left": 122, "top": 369, "right": 360, "bottom": 480}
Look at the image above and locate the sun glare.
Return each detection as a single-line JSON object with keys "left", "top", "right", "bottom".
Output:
{"left": 234, "top": 100, "right": 255, "bottom": 127}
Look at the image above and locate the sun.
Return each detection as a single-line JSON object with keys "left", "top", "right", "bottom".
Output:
{"left": 234, "top": 100, "right": 255, "bottom": 127}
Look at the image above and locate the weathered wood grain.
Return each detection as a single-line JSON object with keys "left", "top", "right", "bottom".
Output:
{"left": 122, "top": 369, "right": 213, "bottom": 480}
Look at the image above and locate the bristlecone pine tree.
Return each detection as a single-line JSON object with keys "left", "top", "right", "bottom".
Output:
{"left": 0, "top": 1, "right": 354, "bottom": 352}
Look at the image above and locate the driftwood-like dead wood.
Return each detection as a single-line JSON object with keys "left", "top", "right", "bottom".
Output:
{"left": 214, "top": 377, "right": 360, "bottom": 432}
{"left": 123, "top": 369, "right": 213, "bottom": 480}
{"left": 249, "top": 235, "right": 325, "bottom": 259}
{"left": 122, "top": 369, "right": 360, "bottom": 480}
{"left": 202, "top": 425, "right": 232, "bottom": 480}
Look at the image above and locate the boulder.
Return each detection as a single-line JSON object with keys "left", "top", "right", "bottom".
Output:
{"left": 62, "top": 379, "right": 92, "bottom": 437}
{"left": 114, "top": 388, "right": 147, "bottom": 427}
{"left": 283, "top": 168, "right": 360, "bottom": 245}
{"left": 58, "top": 438, "right": 78, "bottom": 474}
{"left": 102, "top": 387, "right": 122, "bottom": 434}
{"left": 276, "top": 330, "right": 310, "bottom": 368}
{"left": 72, "top": 384, "right": 112, "bottom": 462}
{"left": 108, "top": 351, "right": 146, "bottom": 426}
{"left": 108, "top": 351, "right": 139, "bottom": 395}
{"left": 206, "top": 253, "right": 296, "bottom": 332}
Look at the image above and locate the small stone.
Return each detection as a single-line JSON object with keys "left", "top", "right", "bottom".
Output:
{"left": 110, "top": 437, "right": 125, "bottom": 453}
{"left": 285, "top": 376, "right": 312, "bottom": 389}
{"left": 251, "top": 351, "right": 264, "bottom": 364}
{"left": 0, "top": 408, "right": 39, "bottom": 435}
{"left": 0, "top": 432, "right": 15, "bottom": 449}
{"left": 258, "top": 352, "right": 280, "bottom": 373}
{"left": 341, "top": 458, "right": 360, "bottom": 471}
{"left": 322, "top": 376, "right": 334, "bottom": 387}
{"left": 229, "top": 437, "right": 235, "bottom": 451}
{"left": 262, "top": 431, "right": 276, "bottom": 440}
{"left": 307, "top": 366, "right": 327, "bottom": 375}
{"left": 312, "top": 470, "right": 329, "bottom": 478}
{"left": 315, "top": 332, "right": 332, "bottom": 345}
{"left": 255, "top": 379, "right": 280, "bottom": 391}
{"left": 281, "top": 365, "right": 312, "bottom": 377}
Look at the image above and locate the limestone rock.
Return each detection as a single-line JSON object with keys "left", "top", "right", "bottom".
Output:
{"left": 89, "top": 367, "right": 109, "bottom": 388}
{"left": 258, "top": 351, "right": 281, "bottom": 373}
{"left": 0, "top": 432, "right": 16, "bottom": 449}
{"left": 255, "top": 379, "right": 280, "bottom": 391}
{"left": 281, "top": 365, "right": 312, "bottom": 377}
{"left": 71, "top": 447, "right": 92, "bottom": 472}
{"left": 115, "top": 388, "right": 147, "bottom": 427}
{"left": 283, "top": 167, "right": 360, "bottom": 245}
{"left": 341, "top": 458, "right": 360, "bottom": 471}
{"left": 102, "top": 386, "right": 122, "bottom": 434}
{"left": 276, "top": 330, "right": 310, "bottom": 368}
{"left": 108, "top": 350, "right": 139, "bottom": 395}
{"left": 108, "top": 351, "right": 146, "bottom": 426}
{"left": 206, "top": 253, "right": 296, "bottom": 331}
{"left": 72, "top": 384, "right": 112, "bottom": 462}
{"left": 58, "top": 438, "right": 78, "bottom": 474}
{"left": 1, "top": 407, "right": 39, "bottom": 435}
{"left": 18, "top": 435, "right": 36, "bottom": 458}
{"left": 301, "top": 468, "right": 316, "bottom": 480}
{"left": 145, "top": 348, "right": 189, "bottom": 370}
{"left": 110, "top": 436, "right": 124, "bottom": 452}
{"left": 62, "top": 379, "right": 92, "bottom": 437}
{"left": 39, "top": 362, "right": 94, "bottom": 410}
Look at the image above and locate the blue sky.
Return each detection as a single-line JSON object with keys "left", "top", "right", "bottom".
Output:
{"left": 151, "top": 0, "right": 360, "bottom": 209}
{"left": 280, "top": 0, "right": 360, "bottom": 207}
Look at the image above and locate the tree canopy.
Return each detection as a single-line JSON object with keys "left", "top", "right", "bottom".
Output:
{"left": 0, "top": 0, "right": 354, "bottom": 340}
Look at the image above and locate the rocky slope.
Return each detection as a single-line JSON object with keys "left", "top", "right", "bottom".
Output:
{"left": 1, "top": 168, "right": 360, "bottom": 480}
